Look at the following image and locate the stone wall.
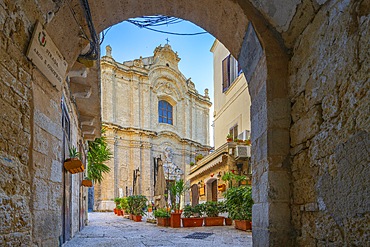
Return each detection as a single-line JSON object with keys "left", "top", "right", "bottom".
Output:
{"left": 289, "top": 0, "right": 369, "bottom": 245}
{"left": 0, "top": 1, "right": 89, "bottom": 245}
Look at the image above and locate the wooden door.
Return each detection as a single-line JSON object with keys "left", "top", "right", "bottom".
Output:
{"left": 211, "top": 180, "right": 218, "bottom": 201}
{"left": 191, "top": 184, "right": 199, "bottom": 206}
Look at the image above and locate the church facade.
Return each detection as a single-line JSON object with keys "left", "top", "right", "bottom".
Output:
{"left": 95, "top": 44, "right": 212, "bottom": 210}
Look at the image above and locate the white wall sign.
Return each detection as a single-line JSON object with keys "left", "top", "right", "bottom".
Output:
{"left": 26, "top": 21, "right": 68, "bottom": 91}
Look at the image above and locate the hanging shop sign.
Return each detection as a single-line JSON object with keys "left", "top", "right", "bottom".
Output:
{"left": 26, "top": 21, "right": 68, "bottom": 91}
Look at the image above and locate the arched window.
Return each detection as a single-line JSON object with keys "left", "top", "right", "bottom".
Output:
{"left": 158, "top": 100, "right": 173, "bottom": 124}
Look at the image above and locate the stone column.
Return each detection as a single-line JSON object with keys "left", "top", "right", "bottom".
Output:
{"left": 239, "top": 23, "right": 292, "bottom": 246}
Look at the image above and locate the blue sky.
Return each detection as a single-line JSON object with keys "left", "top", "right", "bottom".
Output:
{"left": 100, "top": 19, "right": 216, "bottom": 104}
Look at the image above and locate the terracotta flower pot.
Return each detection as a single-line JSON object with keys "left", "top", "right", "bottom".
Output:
{"left": 157, "top": 217, "right": 170, "bottom": 227}
{"left": 114, "top": 208, "right": 117, "bottom": 214}
{"left": 225, "top": 218, "right": 233, "bottom": 226}
{"left": 182, "top": 217, "right": 204, "bottom": 227}
{"left": 234, "top": 220, "right": 252, "bottom": 231}
{"left": 204, "top": 216, "right": 224, "bottom": 226}
{"left": 132, "top": 215, "right": 142, "bottom": 222}
{"left": 170, "top": 213, "right": 181, "bottom": 228}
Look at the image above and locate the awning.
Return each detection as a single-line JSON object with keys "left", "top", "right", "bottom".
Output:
{"left": 187, "top": 155, "right": 227, "bottom": 180}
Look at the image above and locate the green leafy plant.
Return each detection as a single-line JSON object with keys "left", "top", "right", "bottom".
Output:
{"left": 120, "top": 197, "right": 128, "bottom": 211}
{"left": 226, "top": 133, "right": 233, "bottom": 139}
{"left": 153, "top": 208, "right": 170, "bottom": 218}
{"left": 87, "top": 128, "right": 112, "bottom": 184}
{"left": 203, "top": 201, "right": 226, "bottom": 217}
{"left": 169, "top": 179, "right": 188, "bottom": 211}
{"left": 69, "top": 146, "right": 80, "bottom": 158}
{"left": 195, "top": 154, "right": 203, "bottom": 162}
{"left": 127, "top": 195, "right": 147, "bottom": 216}
{"left": 224, "top": 186, "right": 253, "bottom": 220}
{"left": 182, "top": 204, "right": 193, "bottom": 218}
{"left": 114, "top": 197, "right": 121, "bottom": 207}
{"left": 193, "top": 203, "right": 205, "bottom": 217}
{"left": 189, "top": 161, "right": 195, "bottom": 166}
{"left": 222, "top": 171, "right": 234, "bottom": 188}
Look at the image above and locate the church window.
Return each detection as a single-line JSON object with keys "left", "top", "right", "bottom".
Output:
{"left": 158, "top": 100, "right": 173, "bottom": 124}
{"left": 222, "top": 54, "right": 241, "bottom": 92}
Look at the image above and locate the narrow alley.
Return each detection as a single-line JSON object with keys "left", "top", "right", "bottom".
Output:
{"left": 63, "top": 212, "right": 252, "bottom": 247}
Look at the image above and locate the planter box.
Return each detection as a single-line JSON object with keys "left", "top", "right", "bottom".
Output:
{"left": 182, "top": 217, "right": 203, "bottom": 227}
{"left": 170, "top": 213, "right": 181, "bottom": 228}
{"left": 157, "top": 217, "right": 170, "bottom": 227}
{"left": 225, "top": 218, "right": 233, "bottom": 226}
{"left": 204, "top": 216, "right": 224, "bottom": 226}
{"left": 132, "top": 215, "right": 142, "bottom": 222}
{"left": 64, "top": 158, "right": 84, "bottom": 174}
{"left": 234, "top": 220, "right": 252, "bottom": 231}
{"left": 82, "top": 179, "right": 93, "bottom": 187}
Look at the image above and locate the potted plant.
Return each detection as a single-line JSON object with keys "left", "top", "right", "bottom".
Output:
{"left": 153, "top": 208, "right": 170, "bottom": 227}
{"left": 114, "top": 197, "right": 121, "bottom": 214}
{"left": 169, "top": 179, "right": 188, "bottom": 228}
{"left": 64, "top": 146, "right": 84, "bottom": 174}
{"left": 218, "top": 201, "right": 232, "bottom": 225}
{"left": 203, "top": 201, "right": 225, "bottom": 226}
{"left": 116, "top": 204, "right": 123, "bottom": 216}
{"left": 226, "top": 133, "right": 233, "bottom": 142}
{"left": 189, "top": 161, "right": 195, "bottom": 167}
{"left": 181, "top": 204, "right": 204, "bottom": 227}
{"left": 224, "top": 185, "right": 253, "bottom": 231}
{"left": 120, "top": 197, "right": 128, "bottom": 215}
{"left": 130, "top": 195, "right": 147, "bottom": 222}
{"left": 195, "top": 154, "right": 203, "bottom": 162}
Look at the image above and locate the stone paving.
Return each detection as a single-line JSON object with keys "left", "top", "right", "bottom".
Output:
{"left": 63, "top": 212, "right": 252, "bottom": 247}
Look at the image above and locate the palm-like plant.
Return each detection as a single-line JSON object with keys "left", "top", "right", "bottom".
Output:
{"left": 87, "top": 128, "right": 112, "bottom": 183}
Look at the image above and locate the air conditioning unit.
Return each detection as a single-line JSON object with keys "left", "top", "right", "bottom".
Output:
{"left": 238, "top": 130, "right": 251, "bottom": 141}
{"left": 235, "top": 145, "right": 251, "bottom": 160}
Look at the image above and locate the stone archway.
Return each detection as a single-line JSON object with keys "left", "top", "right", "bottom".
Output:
{"left": 50, "top": 3, "right": 291, "bottom": 243}
{"left": 2, "top": 0, "right": 291, "bottom": 246}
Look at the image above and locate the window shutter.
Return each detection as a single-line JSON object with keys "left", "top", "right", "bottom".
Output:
{"left": 222, "top": 55, "right": 230, "bottom": 92}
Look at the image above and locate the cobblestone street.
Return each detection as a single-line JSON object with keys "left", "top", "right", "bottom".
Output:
{"left": 63, "top": 212, "right": 252, "bottom": 247}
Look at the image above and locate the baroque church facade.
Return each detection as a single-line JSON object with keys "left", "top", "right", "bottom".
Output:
{"left": 95, "top": 44, "right": 212, "bottom": 210}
